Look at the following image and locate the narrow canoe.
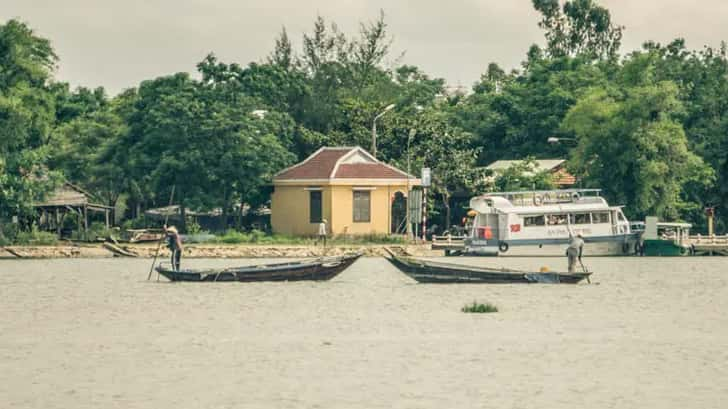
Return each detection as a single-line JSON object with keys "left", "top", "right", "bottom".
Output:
{"left": 384, "top": 248, "right": 590, "bottom": 284}
{"left": 155, "top": 252, "right": 362, "bottom": 282}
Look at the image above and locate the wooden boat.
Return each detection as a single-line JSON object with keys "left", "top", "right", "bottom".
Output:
{"left": 155, "top": 252, "right": 362, "bottom": 282}
{"left": 384, "top": 248, "right": 590, "bottom": 284}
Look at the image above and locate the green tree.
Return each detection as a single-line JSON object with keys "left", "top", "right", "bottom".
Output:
{"left": 0, "top": 19, "right": 60, "bottom": 238}
{"left": 563, "top": 81, "right": 713, "bottom": 220}
{"left": 492, "top": 158, "right": 557, "bottom": 192}
{"left": 532, "top": 0, "right": 624, "bottom": 60}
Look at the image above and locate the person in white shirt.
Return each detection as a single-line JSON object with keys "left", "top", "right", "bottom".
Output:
{"left": 318, "top": 219, "right": 328, "bottom": 247}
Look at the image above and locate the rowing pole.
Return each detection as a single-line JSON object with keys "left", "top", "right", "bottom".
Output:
{"left": 147, "top": 185, "right": 176, "bottom": 281}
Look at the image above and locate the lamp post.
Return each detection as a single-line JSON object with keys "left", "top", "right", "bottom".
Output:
{"left": 547, "top": 136, "right": 577, "bottom": 144}
{"left": 371, "top": 104, "right": 395, "bottom": 157}
{"left": 405, "top": 128, "right": 416, "bottom": 241}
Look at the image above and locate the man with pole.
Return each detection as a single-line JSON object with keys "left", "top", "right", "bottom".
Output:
{"left": 566, "top": 232, "right": 585, "bottom": 273}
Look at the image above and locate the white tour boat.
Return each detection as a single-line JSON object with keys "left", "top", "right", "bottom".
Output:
{"left": 465, "top": 189, "right": 639, "bottom": 256}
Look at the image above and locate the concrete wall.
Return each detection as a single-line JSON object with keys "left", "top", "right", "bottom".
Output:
{"left": 271, "top": 185, "right": 332, "bottom": 236}
{"left": 271, "top": 183, "right": 408, "bottom": 236}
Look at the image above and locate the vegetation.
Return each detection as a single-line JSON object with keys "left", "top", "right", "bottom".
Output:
{"left": 462, "top": 301, "right": 499, "bottom": 314}
{"left": 2, "top": 0, "right": 728, "bottom": 241}
{"left": 210, "top": 230, "right": 404, "bottom": 245}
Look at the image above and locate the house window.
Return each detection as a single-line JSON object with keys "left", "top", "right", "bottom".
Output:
{"left": 353, "top": 191, "right": 371, "bottom": 222}
{"left": 309, "top": 191, "right": 322, "bottom": 223}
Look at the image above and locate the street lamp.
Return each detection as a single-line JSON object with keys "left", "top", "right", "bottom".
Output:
{"left": 547, "top": 136, "right": 577, "bottom": 144}
{"left": 371, "top": 104, "right": 396, "bottom": 157}
{"left": 406, "top": 128, "right": 416, "bottom": 241}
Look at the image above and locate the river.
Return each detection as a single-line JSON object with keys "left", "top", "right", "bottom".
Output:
{"left": 1, "top": 256, "right": 726, "bottom": 408}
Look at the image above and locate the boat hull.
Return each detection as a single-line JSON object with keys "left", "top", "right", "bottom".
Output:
{"left": 465, "top": 234, "right": 640, "bottom": 257}
{"left": 385, "top": 249, "right": 590, "bottom": 284}
{"left": 155, "top": 253, "right": 361, "bottom": 282}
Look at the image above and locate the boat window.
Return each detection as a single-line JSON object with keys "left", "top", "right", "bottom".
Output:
{"left": 524, "top": 215, "right": 545, "bottom": 226}
{"left": 592, "top": 212, "right": 610, "bottom": 224}
{"left": 547, "top": 214, "right": 568, "bottom": 225}
{"left": 569, "top": 213, "right": 591, "bottom": 225}
{"left": 617, "top": 211, "right": 626, "bottom": 222}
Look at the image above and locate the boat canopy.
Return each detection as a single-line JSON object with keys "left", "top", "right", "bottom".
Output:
{"left": 470, "top": 189, "right": 609, "bottom": 214}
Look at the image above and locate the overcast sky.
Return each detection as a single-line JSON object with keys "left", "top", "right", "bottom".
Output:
{"left": 4, "top": 0, "right": 728, "bottom": 95}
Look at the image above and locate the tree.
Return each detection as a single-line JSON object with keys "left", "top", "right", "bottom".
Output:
{"left": 0, "top": 19, "right": 60, "bottom": 238}
{"left": 532, "top": 0, "right": 624, "bottom": 60}
{"left": 492, "top": 158, "right": 557, "bottom": 192}
{"left": 563, "top": 81, "right": 713, "bottom": 220}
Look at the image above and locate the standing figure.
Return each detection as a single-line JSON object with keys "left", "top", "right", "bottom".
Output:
{"left": 318, "top": 219, "right": 328, "bottom": 248}
{"left": 165, "top": 225, "right": 183, "bottom": 271}
{"left": 566, "top": 233, "right": 584, "bottom": 273}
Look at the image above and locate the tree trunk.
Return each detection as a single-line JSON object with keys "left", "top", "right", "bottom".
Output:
{"left": 443, "top": 192, "right": 451, "bottom": 231}
{"left": 180, "top": 201, "right": 187, "bottom": 233}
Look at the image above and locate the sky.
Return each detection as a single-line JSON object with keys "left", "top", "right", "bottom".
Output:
{"left": 4, "top": 0, "right": 728, "bottom": 95}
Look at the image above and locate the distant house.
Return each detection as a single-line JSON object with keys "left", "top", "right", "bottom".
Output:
{"left": 271, "top": 147, "right": 420, "bottom": 236}
{"left": 485, "top": 159, "right": 576, "bottom": 188}
{"left": 33, "top": 182, "right": 112, "bottom": 235}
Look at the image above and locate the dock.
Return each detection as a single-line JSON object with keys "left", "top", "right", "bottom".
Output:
{"left": 688, "top": 235, "right": 728, "bottom": 256}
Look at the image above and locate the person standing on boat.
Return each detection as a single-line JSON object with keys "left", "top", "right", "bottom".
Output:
{"left": 165, "top": 225, "right": 183, "bottom": 271}
{"left": 317, "top": 219, "right": 328, "bottom": 248}
{"left": 567, "top": 233, "right": 584, "bottom": 273}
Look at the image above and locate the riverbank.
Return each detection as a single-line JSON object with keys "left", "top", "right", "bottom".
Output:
{"left": 0, "top": 243, "right": 437, "bottom": 259}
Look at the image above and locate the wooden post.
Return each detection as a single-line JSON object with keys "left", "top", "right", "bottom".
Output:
{"left": 105, "top": 209, "right": 110, "bottom": 229}
{"left": 83, "top": 205, "right": 88, "bottom": 235}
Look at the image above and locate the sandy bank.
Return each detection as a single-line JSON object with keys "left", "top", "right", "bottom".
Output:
{"left": 0, "top": 243, "right": 436, "bottom": 259}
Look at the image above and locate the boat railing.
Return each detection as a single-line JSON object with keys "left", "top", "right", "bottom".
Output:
{"left": 431, "top": 234, "right": 466, "bottom": 250}
{"left": 483, "top": 188, "right": 603, "bottom": 206}
{"left": 688, "top": 234, "right": 728, "bottom": 245}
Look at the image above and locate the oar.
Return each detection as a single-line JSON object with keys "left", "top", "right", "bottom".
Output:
{"left": 147, "top": 185, "right": 176, "bottom": 281}
{"left": 578, "top": 258, "right": 591, "bottom": 284}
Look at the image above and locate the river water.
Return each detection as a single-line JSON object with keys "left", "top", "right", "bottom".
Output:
{"left": 1, "top": 256, "right": 726, "bottom": 408}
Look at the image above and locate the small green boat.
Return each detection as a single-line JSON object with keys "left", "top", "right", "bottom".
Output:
{"left": 636, "top": 218, "right": 692, "bottom": 256}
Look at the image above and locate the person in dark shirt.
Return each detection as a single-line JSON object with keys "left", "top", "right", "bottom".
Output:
{"left": 165, "top": 225, "right": 183, "bottom": 271}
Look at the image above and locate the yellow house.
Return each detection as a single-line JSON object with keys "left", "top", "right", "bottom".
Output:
{"left": 271, "top": 147, "right": 421, "bottom": 236}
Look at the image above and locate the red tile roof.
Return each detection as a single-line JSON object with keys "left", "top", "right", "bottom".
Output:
{"left": 275, "top": 148, "right": 352, "bottom": 180}
{"left": 334, "top": 163, "right": 408, "bottom": 179}
{"left": 274, "top": 147, "right": 411, "bottom": 181}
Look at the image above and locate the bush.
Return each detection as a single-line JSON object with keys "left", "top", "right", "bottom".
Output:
{"left": 121, "top": 216, "right": 153, "bottom": 230}
{"left": 14, "top": 227, "right": 58, "bottom": 245}
{"left": 461, "top": 301, "right": 498, "bottom": 313}
{"left": 213, "top": 229, "right": 311, "bottom": 245}
{"left": 330, "top": 233, "right": 405, "bottom": 244}
{"left": 0, "top": 222, "right": 20, "bottom": 245}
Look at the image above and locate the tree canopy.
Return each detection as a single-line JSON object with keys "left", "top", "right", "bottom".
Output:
{"left": 2, "top": 0, "right": 728, "bottom": 235}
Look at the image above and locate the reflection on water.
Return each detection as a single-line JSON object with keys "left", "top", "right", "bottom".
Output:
{"left": 1, "top": 257, "right": 726, "bottom": 408}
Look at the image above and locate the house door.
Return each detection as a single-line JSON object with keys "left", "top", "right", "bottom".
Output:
{"left": 391, "top": 192, "right": 407, "bottom": 234}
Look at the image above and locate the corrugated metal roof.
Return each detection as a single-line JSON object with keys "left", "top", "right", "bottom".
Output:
{"left": 486, "top": 159, "right": 566, "bottom": 171}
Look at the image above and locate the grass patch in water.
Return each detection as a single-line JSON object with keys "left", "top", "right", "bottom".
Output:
{"left": 461, "top": 301, "right": 498, "bottom": 313}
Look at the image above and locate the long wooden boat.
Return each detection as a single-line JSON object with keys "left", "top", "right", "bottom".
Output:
{"left": 384, "top": 248, "right": 590, "bottom": 284}
{"left": 155, "top": 252, "right": 362, "bottom": 282}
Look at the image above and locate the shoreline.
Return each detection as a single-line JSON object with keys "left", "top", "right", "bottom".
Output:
{"left": 0, "top": 243, "right": 437, "bottom": 259}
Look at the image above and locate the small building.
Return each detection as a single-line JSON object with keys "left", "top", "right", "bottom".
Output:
{"left": 33, "top": 182, "right": 112, "bottom": 236}
{"left": 271, "top": 147, "right": 420, "bottom": 236}
{"left": 486, "top": 159, "right": 576, "bottom": 188}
